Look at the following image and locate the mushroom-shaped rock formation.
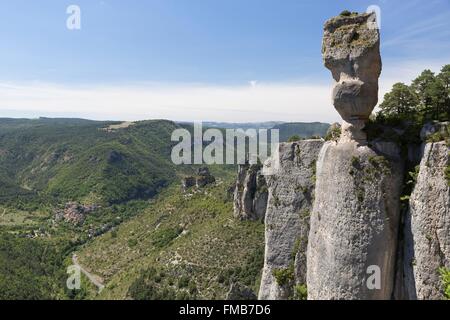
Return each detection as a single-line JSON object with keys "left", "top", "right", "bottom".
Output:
{"left": 307, "top": 12, "right": 404, "bottom": 300}
{"left": 322, "top": 12, "right": 381, "bottom": 142}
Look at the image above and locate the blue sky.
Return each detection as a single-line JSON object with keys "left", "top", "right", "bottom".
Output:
{"left": 0, "top": 0, "right": 449, "bottom": 122}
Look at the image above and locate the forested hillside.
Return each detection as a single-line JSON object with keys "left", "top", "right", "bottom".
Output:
{"left": 0, "top": 118, "right": 267, "bottom": 299}
{"left": 0, "top": 118, "right": 186, "bottom": 299}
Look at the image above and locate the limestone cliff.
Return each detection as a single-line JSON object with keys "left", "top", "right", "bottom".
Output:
{"left": 305, "top": 11, "right": 407, "bottom": 299}
{"left": 403, "top": 140, "right": 450, "bottom": 299}
{"left": 307, "top": 141, "right": 403, "bottom": 299}
{"left": 258, "top": 140, "right": 323, "bottom": 299}
{"left": 233, "top": 163, "right": 268, "bottom": 221}
{"left": 253, "top": 11, "right": 449, "bottom": 301}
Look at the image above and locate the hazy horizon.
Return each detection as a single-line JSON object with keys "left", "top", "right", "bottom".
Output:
{"left": 1, "top": 0, "right": 449, "bottom": 122}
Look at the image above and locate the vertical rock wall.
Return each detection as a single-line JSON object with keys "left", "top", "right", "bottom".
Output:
{"left": 255, "top": 10, "right": 449, "bottom": 300}
{"left": 403, "top": 141, "right": 450, "bottom": 300}
{"left": 258, "top": 140, "right": 323, "bottom": 299}
{"left": 307, "top": 12, "right": 404, "bottom": 300}
{"left": 233, "top": 163, "right": 268, "bottom": 221}
{"left": 307, "top": 141, "right": 403, "bottom": 299}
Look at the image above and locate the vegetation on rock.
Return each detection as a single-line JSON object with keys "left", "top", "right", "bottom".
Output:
{"left": 439, "top": 267, "right": 450, "bottom": 300}
{"left": 287, "top": 135, "right": 302, "bottom": 142}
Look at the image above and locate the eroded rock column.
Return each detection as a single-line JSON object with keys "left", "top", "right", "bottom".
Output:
{"left": 307, "top": 12, "right": 403, "bottom": 300}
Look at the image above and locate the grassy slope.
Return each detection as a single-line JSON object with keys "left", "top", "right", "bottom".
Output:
{"left": 76, "top": 173, "right": 265, "bottom": 300}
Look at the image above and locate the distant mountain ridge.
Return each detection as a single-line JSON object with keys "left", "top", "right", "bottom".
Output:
{"left": 178, "top": 120, "right": 330, "bottom": 141}
{"left": 0, "top": 117, "right": 180, "bottom": 205}
{"left": 272, "top": 122, "right": 330, "bottom": 141}
{"left": 199, "top": 121, "right": 285, "bottom": 130}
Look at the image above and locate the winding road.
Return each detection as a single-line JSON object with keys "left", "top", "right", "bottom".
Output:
{"left": 72, "top": 254, "right": 105, "bottom": 293}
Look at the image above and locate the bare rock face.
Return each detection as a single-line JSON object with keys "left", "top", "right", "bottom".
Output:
{"left": 259, "top": 140, "right": 324, "bottom": 300}
{"left": 403, "top": 141, "right": 450, "bottom": 300}
{"left": 322, "top": 12, "right": 381, "bottom": 142}
{"left": 307, "top": 141, "right": 403, "bottom": 299}
{"left": 305, "top": 11, "right": 402, "bottom": 300}
{"left": 420, "top": 121, "right": 450, "bottom": 141}
{"left": 233, "top": 163, "right": 268, "bottom": 221}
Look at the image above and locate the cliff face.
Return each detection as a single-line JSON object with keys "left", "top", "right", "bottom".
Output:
{"left": 403, "top": 141, "right": 450, "bottom": 299}
{"left": 233, "top": 163, "right": 268, "bottom": 221}
{"left": 253, "top": 12, "right": 449, "bottom": 301}
{"left": 258, "top": 140, "right": 323, "bottom": 300}
{"left": 307, "top": 141, "right": 403, "bottom": 299}
{"left": 255, "top": 126, "right": 449, "bottom": 300}
{"left": 305, "top": 11, "right": 406, "bottom": 299}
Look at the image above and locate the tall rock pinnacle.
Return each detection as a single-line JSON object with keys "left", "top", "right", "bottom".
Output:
{"left": 307, "top": 12, "right": 403, "bottom": 300}
{"left": 322, "top": 12, "right": 381, "bottom": 142}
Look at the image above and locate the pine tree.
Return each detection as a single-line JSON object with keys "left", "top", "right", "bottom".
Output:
{"left": 378, "top": 82, "right": 419, "bottom": 120}
{"left": 436, "top": 65, "right": 450, "bottom": 120}
{"left": 411, "top": 70, "right": 436, "bottom": 110}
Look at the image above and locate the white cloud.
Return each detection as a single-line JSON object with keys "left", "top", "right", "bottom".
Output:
{"left": 0, "top": 59, "right": 448, "bottom": 123}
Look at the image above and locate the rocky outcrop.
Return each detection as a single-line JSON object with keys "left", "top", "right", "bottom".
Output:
{"left": 306, "top": 11, "right": 406, "bottom": 300}
{"left": 196, "top": 167, "right": 216, "bottom": 187}
{"left": 259, "top": 140, "right": 324, "bottom": 300}
{"left": 307, "top": 141, "right": 403, "bottom": 299}
{"left": 420, "top": 121, "right": 450, "bottom": 141}
{"left": 403, "top": 141, "right": 450, "bottom": 300}
{"left": 181, "top": 167, "right": 216, "bottom": 190}
{"left": 322, "top": 12, "right": 381, "bottom": 143}
{"left": 181, "top": 176, "right": 196, "bottom": 190}
{"left": 233, "top": 163, "right": 268, "bottom": 221}
{"left": 254, "top": 12, "right": 449, "bottom": 301}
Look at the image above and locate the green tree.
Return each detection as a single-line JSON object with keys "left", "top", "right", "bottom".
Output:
{"left": 437, "top": 65, "right": 450, "bottom": 95}
{"left": 430, "top": 78, "right": 447, "bottom": 120}
{"left": 436, "top": 64, "right": 450, "bottom": 120}
{"left": 411, "top": 69, "right": 436, "bottom": 109}
{"left": 378, "top": 82, "right": 419, "bottom": 120}
{"left": 410, "top": 69, "right": 448, "bottom": 120}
